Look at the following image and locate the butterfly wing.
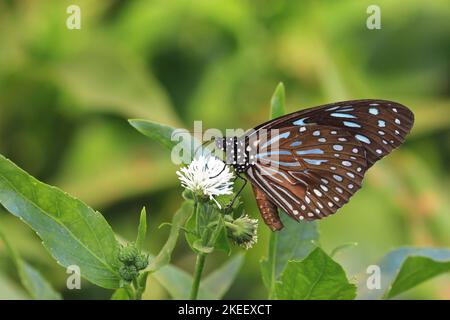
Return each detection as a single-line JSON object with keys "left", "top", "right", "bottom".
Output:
{"left": 250, "top": 183, "right": 283, "bottom": 231}
{"left": 246, "top": 125, "right": 368, "bottom": 221}
{"left": 251, "top": 99, "right": 414, "bottom": 167}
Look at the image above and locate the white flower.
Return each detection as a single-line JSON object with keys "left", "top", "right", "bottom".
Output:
{"left": 176, "top": 155, "right": 234, "bottom": 208}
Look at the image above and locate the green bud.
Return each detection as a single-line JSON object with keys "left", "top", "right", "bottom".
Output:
{"left": 226, "top": 214, "right": 258, "bottom": 249}
{"left": 134, "top": 254, "right": 149, "bottom": 271}
{"left": 119, "top": 265, "right": 138, "bottom": 282}
{"left": 119, "top": 245, "right": 138, "bottom": 264}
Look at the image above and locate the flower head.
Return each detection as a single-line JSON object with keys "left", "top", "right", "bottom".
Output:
{"left": 225, "top": 214, "right": 258, "bottom": 249}
{"left": 176, "top": 155, "right": 234, "bottom": 208}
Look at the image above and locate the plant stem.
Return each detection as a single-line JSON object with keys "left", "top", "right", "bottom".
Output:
{"left": 132, "top": 278, "right": 140, "bottom": 300}
{"left": 268, "top": 231, "right": 278, "bottom": 299}
{"left": 190, "top": 253, "right": 207, "bottom": 300}
{"left": 134, "top": 272, "right": 149, "bottom": 300}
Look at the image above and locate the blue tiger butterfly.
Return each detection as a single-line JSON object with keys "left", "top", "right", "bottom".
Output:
{"left": 214, "top": 99, "right": 414, "bottom": 231}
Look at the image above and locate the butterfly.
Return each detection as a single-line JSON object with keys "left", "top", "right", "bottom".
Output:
{"left": 214, "top": 99, "right": 414, "bottom": 231}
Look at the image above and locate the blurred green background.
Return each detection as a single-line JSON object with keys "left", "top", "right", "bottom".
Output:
{"left": 0, "top": 0, "right": 449, "bottom": 299}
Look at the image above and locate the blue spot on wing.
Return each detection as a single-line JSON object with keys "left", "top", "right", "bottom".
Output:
{"left": 256, "top": 150, "right": 292, "bottom": 158}
{"left": 343, "top": 121, "right": 361, "bottom": 128}
{"left": 369, "top": 108, "right": 379, "bottom": 115}
{"left": 261, "top": 132, "right": 290, "bottom": 148}
{"left": 293, "top": 117, "right": 309, "bottom": 126}
{"left": 296, "top": 149, "right": 324, "bottom": 155}
{"left": 304, "top": 159, "right": 328, "bottom": 165}
{"left": 261, "top": 160, "right": 302, "bottom": 167}
{"left": 330, "top": 113, "right": 356, "bottom": 119}
{"left": 290, "top": 141, "right": 302, "bottom": 147}
{"left": 355, "top": 134, "right": 371, "bottom": 144}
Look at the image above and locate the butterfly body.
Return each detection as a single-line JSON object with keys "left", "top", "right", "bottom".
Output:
{"left": 216, "top": 99, "right": 414, "bottom": 231}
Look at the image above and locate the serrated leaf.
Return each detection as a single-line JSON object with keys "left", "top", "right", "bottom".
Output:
{"left": 147, "top": 201, "right": 192, "bottom": 272}
{"left": 270, "top": 82, "right": 286, "bottom": 119}
{"left": 275, "top": 247, "right": 356, "bottom": 300}
{"left": 136, "top": 207, "right": 147, "bottom": 251}
{"left": 0, "top": 226, "right": 61, "bottom": 300}
{"left": 358, "top": 247, "right": 450, "bottom": 299}
{"left": 0, "top": 155, "right": 121, "bottom": 289}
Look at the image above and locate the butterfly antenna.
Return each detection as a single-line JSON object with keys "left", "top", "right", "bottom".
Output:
{"left": 209, "top": 162, "right": 227, "bottom": 179}
{"left": 194, "top": 138, "right": 213, "bottom": 158}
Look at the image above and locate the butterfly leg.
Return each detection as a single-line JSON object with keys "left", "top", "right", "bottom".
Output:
{"left": 225, "top": 173, "right": 247, "bottom": 211}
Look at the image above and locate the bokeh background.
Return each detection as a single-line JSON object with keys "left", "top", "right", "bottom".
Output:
{"left": 0, "top": 0, "right": 449, "bottom": 299}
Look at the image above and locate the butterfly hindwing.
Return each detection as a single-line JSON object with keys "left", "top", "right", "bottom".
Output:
{"left": 246, "top": 125, "right": 368, "bottom": 221}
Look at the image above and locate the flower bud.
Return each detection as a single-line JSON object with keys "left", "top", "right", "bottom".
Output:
{"left": 118, "top": 245, "right": 138, "bottom": 264}
{"left": 134, "top": 254, "right": 149, "bottom": 271}
{"left": 119, "top": 265, "right": 138, "bottom": 282}
{"left": 225, "top": 214, "right": 258, "bottom": 249}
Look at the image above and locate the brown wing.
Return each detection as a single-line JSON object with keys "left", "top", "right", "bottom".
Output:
{"left": 246, "top": 125, "right": 368, "bottom": 222}
{"left": 250, "top": 99, "right": 414, "bottom": 167}
{"left": 251, "top": 184, "right": 283, "bottom": 231}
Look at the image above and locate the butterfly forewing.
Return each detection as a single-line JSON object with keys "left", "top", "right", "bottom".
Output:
{"left": 251, "top": 99, "right": 414, "bottom": 167}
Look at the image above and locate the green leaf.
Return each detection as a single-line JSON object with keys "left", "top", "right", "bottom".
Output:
{"left": 260, "top": 214, "right": 319, "bottom": 293}
{"left": 199, "top": 253, "right": 245, "bottom": 299}
{"left": 358, "top": 247, "right": 450, "bottom": 299}
{"left": 388, "top": 256, "right": 450, "bottom": 299}
{"left": 54, "top": 47, "right": 179, "bottom": 125}
{"left": 21, "top": 262, "right": 62, "bottom": 300}
{"left": 0, "top": 155, "right": 121, "bottom": 289}
{"left": 275, "top": 247, "right": 356, "bottom": 300}
{"left": 185, "top": 202, "right": 226, "bottom": 254}
{"left": 147, "top": 201, "right": 192, "bottom": 272}
{"left": 270, "top": 82, "right": 286, "bottom": 119}
{"left": 0, "top": 226, "right": 61, "bottom": 300}
{"left": 152, "top": 264, "right": 194, "bottom": 300}
{"left": 213, "top": 224, "right": 232, "bottom": 254}
{"left": 152, "top": 254, "right": 244, "bottom": 300}
{"left": 330, "top": 242, "right": 358, "bottom": 258}
{"left": 136, "top": 207, "right": 147, "bottom": 251}
{"left": 192, "top": 240, "right": 214, "bottom": 254}
{"left": 129, "top": 119, "right": 200, "bottom": 157}
{"left": 0, "top": 271, "right": 28, "bottom": 300}
{"left": 111, "top": 287, "right": 132, "bottom": 300}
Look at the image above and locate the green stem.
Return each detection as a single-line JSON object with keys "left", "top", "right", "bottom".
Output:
{"left": 132, "top": 278, "right": 139, "bottom": 300}
{"left": 131, "top": 272, "right": 149, "bottom": 300}
{"left": 124, "top": 283, "right": 136, "bottom": 300}
{"left": 190, "top": 253, "right": 207, "bottom": 300}
{"left": 268, "top": 231, "right": 278, "bottom": 299}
